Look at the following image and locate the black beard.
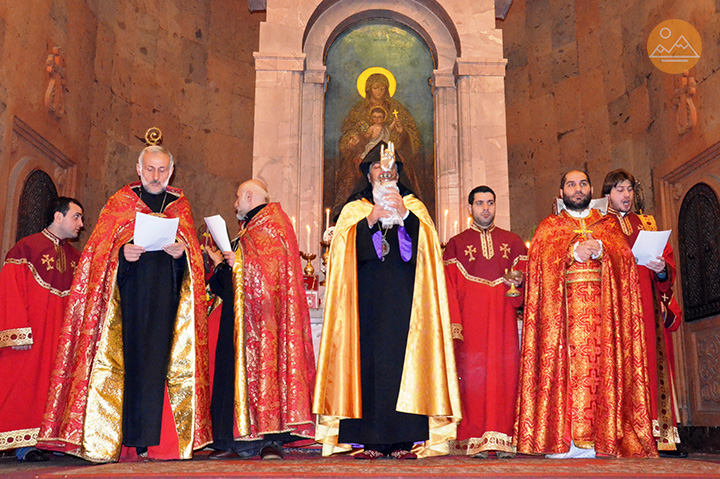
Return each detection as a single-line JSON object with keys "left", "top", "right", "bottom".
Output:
{"left": 562, "top": 192, "right": 591, "bottom": 211}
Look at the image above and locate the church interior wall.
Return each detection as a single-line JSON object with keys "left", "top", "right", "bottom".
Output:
{"left": 0, "top": 1, "right": 264, "bottom": 255}
{"left": 499, "top": 0, "right": 720, "bottom": 242}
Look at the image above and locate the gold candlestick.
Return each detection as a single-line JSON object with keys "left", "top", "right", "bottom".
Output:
{"left": 300, "top": 251, "right": 316, "bottom": 276}
{"left": 319, "top": 240, "right": 330, "bottom": 286}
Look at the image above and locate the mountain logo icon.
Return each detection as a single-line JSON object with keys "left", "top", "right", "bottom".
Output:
{"left": 648, "top": 20, "right": 702, "bottom": 74}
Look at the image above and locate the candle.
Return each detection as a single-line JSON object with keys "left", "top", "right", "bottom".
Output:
{"left": 325, "top": 208, "right": 330, "bottom": 232}
{"left": 306, "top": 224, "right": 311, "bottom": 253}
{"left": 454, "top": 220, "right": 458, "bottom": 236}
{"left": 443, "top": 209, "right": 448, "bottom": 242}
{"left": 291, "top": 216, "right": 296, "bottom": 233}
{"left": 467, "top": 217, "right": 472, "bottom": 229}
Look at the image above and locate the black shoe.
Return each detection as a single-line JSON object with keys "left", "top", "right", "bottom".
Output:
{"left": 21, "top": 449, "right": 48, "bottom": 462}
{"left": 659, "top": 449, "right": 688, "bottom": 458}
{"left": 259, "top": 442, "right": 283, "bottom": 460}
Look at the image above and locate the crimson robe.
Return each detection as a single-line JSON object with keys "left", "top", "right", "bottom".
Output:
{"left": 37, "top": 183, "right": 211, "bottom": 462}
{"left": 213, "top": 203, "right": 315, "bottom": 441}
{"left": 444, "top": 225, "right": 527, "bottom": 455}
{"left": 514, "top": 209, "right": 656, "bottom": 457}
{"left": 606, "top": 209, "right": 681, "bottom": 450}
{"left": 0, "top": 230, "right": 80, "bottom": 450}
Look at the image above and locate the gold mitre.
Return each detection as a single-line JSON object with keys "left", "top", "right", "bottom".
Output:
{"left": 144, "top": 127, "right": 163, "bottom": 146}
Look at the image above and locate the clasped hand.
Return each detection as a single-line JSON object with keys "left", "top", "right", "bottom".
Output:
{"left": 367, "top": 191, "right": 406, "bottom": 228}
{"left": 575, "top": 232, "right": 601, "bottom": 262}
{"left": 123, "top": 242, "right": 186, "bottom": 262}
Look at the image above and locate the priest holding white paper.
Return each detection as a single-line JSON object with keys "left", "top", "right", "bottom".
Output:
{"left": 602, "top": 169, "right": 684, "bottom": 455}
{"left": 39, "top": 141, "right": 211, "bottom": 462}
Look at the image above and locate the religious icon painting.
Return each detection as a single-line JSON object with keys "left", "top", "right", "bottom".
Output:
{"left": 323, "top": 20, "right": 436, "bottom": 221}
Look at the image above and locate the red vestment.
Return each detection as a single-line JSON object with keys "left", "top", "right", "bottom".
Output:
{"left": 514, "top": 209, "right": 656, "bottom": 457}
{"left": 0, "top": 230, "right": 80, "bottom": 450}
{"left": 227, "top": 203, "right": 316, "bottom": 439}
{"left": 607, "top": 209, "right": 681, "bottom": 450}
{"left": 443, "top": 225, "right": 527, "bottom": 455}
{"left": 37, "top": 183, "right": 211, "bottom": 462}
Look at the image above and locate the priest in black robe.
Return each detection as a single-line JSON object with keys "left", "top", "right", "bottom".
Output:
{"left": 313, "top": 141, "right": 461, "bottom": 459}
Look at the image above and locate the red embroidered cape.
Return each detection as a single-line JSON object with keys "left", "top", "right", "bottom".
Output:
{"left": 443, "top": 225, "right": 527, "bottom": 455}
{"left": 37, "top": 183, "right": 211, "bottom": 462}
{"left": 0, "top": 230, "right": 80, "bottom": 450}
{"left": 607, "top": 209, "right": 681, "bottom": 449}
{"left": 514, "top": 210, "right": 656, "bottom": 457}
{"left": 229, "top": 203, "right": 316, "bottom": 439}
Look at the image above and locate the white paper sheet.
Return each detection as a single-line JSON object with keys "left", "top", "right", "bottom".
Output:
{"left": 632, "top": 229, "right": 671, "bottom": 266}
{"left": 204, "top": 215, "right": 232, "bottom": 252}
{"left": 133, "top": 212, "right": 179, "bottom": 251}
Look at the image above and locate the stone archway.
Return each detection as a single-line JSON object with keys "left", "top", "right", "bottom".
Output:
{"left": 251, "top": 0, "right": 510, "bottom": 256}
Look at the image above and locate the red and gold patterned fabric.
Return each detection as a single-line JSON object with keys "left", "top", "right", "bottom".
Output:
{"left": 0, "top": 230, "right": 80, "bottom": 450}
{"left": 443, "top": 225, "right": 527, "bottom": 456}
{"left": 37, "top": 183, "right": 211, "bottom": 462}
{"left": 514, "top": 209, "right": 656, "bottom": 458}
{"left": 229, "top": 203, "right": 316, "bottom": 440}
{"left": 606, "top": 209, "right": 681, "bottom": 450}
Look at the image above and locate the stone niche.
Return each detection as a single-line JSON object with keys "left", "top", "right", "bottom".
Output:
{"left": 251, "top": 0, "right": 511, "bottom": 257}
{"left": 1, "top": 117, "right": 77, "bottom": 258}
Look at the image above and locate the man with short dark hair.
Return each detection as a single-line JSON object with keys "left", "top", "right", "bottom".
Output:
{"left": 0, "top": 197, "right": 83, "bottom": 462}
{"left": 603, "top": 169, "right": 683, "bottom": 455}
{"left": 39, "top": 143, "right": 211, "bottom": 462}
{"left": 444, "top": 186, "right": 527, "bottom": 459}
{"left": 515, "top": 170, "right": 656, "bottom": 458}
{"left": 314, "top": 141, "right": 461, "bottom": 459}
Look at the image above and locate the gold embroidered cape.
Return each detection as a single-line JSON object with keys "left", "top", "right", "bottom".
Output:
{"left": 313, "top": 196, "right": 461, "bottom": 457}
{"left": 37, "top": 183, "right": 211, "bottom": 462}
{"left": 514, "top": 210, "right": 656, "bottom": 457}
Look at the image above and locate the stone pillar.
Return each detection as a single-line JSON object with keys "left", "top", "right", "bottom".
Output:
{"left": 252, "top": 52, "right": 306, "bottom": 224}
{"left": 433, "top": 71, "right": 462, "bottom": 242}
{"left": 456, "top": 57, "right": 510, "bottom": 229}
{"left": 299, "top": 67, "right": 327, "bottom": 257}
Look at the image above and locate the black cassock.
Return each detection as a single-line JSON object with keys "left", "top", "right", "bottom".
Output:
{"left": 117, "top": 187, "right": 185, "bottom": 448}
{"left": 338, "top": 209, "right": 429, "bottom": 448}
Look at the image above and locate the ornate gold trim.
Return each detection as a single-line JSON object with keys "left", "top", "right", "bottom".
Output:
{"left": 449, "top": 431, "right": 515, "bottom": 455}
{"left": 4, "top": 259, "right": 70, "bottom": 297}
{"left": 0, "top": 327, "right": 33, "bottom": 348}
{"left": 42, "top": 229, "right": 66, "bottom": 273}
{"left": 0, "top": 428, "right": 39, "bottom": 450}
{"left": 444, "top": 259, "right": 503, "bottom": 287}
{"left": 452, "top": 323, "right": 464, "bottom": 341}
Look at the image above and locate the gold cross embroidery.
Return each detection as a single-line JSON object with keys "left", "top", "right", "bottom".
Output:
{"left": 662, "top": 293, "right": 669, "bottom": 302}
{"left": 500, "top": 243, "right": 511, "bottom": 259}
{"left": 41, "top": 254, "right": 55, "bottom": 271}
{"left": 464, "top": 245, "right": 477, "bottom": 262}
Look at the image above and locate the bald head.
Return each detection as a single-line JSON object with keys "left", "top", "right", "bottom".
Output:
{"left": 235, "top": 179, "right": 270, "bottom": 219}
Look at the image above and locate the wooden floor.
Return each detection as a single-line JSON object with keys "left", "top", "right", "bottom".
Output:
{"left": 2, "top": 449, "right": 720, "bottom": 478}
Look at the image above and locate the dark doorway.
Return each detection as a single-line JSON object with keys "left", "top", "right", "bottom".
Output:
{"left": 16, "top": 170, "right": 58, "bottom": 242}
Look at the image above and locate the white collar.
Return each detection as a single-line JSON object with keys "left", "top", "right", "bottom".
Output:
{"left": 555, "top": 197, "right": 608, "bottom": 217}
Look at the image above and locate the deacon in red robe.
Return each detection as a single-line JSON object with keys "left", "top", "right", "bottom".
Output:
{"left": 38, "top": 145, "right": 211, "bottom": 462}
{"left": 603, "top": 169, "right": 683, "bottom": 453}
{"left": 444, "top": 186, "right": 527, "bottom": 458}
{"left": 205, "top": 180, "right": 315, "bottom": 460}
{"left": 514, "top": 170, "right": 656, "bottom": 458}
{"left": 0, "top": 198, "right": 83, "bottom": 461}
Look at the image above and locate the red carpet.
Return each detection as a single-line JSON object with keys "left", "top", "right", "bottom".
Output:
{"left": 3, "top": 451, "right": 720, "bottom": 479}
